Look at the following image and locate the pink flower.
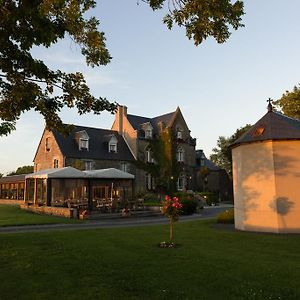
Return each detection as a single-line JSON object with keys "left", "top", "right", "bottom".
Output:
{"left": 165, "top": 195, "right": 170, "bottom": 201}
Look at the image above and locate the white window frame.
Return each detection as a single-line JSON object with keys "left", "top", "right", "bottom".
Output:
{"left": 145, "top": 173, "right": 154, "bottom": 190}
{"left": 145, "top": 129, "right": 152, "bottom": 139}
{"left": 79, "top": 138, "right": 89, "bottom": 150}
{"left": 109, "top": 143, "right": 117, "bottom": 153}
{"left": 85, "top": 161, "right": 93, "bottom": 171}
{"left": 177, "top": 130, "right": 183, "bottom": 139}
{"left": 177, "top": 147, "right": 184, "bottom": 162}
{"left": 121, "top": 162, "right": 128, "bottom": 173}
{"left": 146, "top": 148, "right": 154, "bottom": 163}
{"left": 177, "top": 175, "right": 185, "bottom": 191}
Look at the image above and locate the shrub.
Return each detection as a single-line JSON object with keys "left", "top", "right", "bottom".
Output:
{"left": 217, "top": 208, "right": 234, "bottom": 224}
{"left": 180, "top": 199, "right": 198, "bottom": 215}
{"left": 198, "top": 192, "right": 218, "bottom": 206}
{"left": 143, "top": 193, "right": 160, "bottom": 202}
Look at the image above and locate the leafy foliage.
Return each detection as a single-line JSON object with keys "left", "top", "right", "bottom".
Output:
{"left": 217, "top": 208, "right": 234, "bottom": 224}
{"left": 274, "top": 85, "right": 300, "bottom": 119}
{"left": 179, "top": 198, "right": 198, "bottom": 215}
{"left": 135, "top": 128, "right": 183, "bottom": 193}
{"left": 7, "top": 165, "right": 34, "bottom": 176}
{"left": 0, "top": 0, "right": 116, "bottom": 136}
{"left": 210, "top": 124, "right": 251, "bottom": 176}
{"left": 0, "top": 0, "right": 245, "bottom": 136}
{"left": 143, "top": 0, "right": 245, "bottom": 45}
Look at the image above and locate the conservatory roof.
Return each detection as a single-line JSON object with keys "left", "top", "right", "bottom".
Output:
{"left": 25, "top": 167, "right": 135, "bottom": 179}
{"left": 83, "top": 168, "right": 134, "bottom": 179}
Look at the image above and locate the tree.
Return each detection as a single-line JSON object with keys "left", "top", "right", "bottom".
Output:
{"left": 7, "top": 165, "right": 34, "bottom": 176}
{"left": 274, "top": 85, "right": 300, "bottom": 120}
{"left": 0, "top": 0, "right": 244, "bottom": 136}
{"left": 0, "top": 173, "right": 3, "bottom": 178}
{"left": 210, "top": 124, "right": 251, "bottom": 177}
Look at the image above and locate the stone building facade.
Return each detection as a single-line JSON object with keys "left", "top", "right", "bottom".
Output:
{"left": 34, "top": 105, "right": 197, "bottom": 194}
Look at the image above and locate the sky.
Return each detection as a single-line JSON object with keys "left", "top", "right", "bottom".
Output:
{"left": 1, "top": 0, "right": 300, "bottom": 175}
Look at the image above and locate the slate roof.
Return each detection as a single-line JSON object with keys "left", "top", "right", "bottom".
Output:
{"left": 195, "top": 150, "right": 221, "bottom": 171}
{"left": 52, "top": 125, "right": 134, "bottom": 161}
{"left": 0, "top": 174, "right": 26, "bottom": 183}
{"left": 231, "top": 110, "right": 300, "bottom": 147}
{"left": 127, "top": 111, "right": 176, "bottom": 133}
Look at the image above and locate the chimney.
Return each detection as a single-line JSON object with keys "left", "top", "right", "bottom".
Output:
{"left": 117, "top": 105, "right": 127, "bottom": 135}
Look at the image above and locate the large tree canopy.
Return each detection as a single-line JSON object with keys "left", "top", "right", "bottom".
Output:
{"left": 7, "top": 165, "right": 33, "bottom": 176}
{"left": 274, "top": 85, "right": 300, "bottom": 120}
{"left": 210, "top": 124, "right": 251, "bottom": 176}
{"left": 0, "top": 0, "right": 244, "bottom": 136}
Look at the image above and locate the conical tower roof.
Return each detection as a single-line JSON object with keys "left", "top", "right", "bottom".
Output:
{"left": 231, "top": 105, "right": 300, "bottom": 148}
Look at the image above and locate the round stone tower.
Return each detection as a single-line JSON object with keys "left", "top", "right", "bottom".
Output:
{"left": 231, "top": 104, "right": 300, "bottom": 233}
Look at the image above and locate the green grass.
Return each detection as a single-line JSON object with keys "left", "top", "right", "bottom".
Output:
{"left": 0, "top": 205, "right": 78, "bottom": 226}
{"left": 0, "top": 220, "right": 300, "bottom": 299}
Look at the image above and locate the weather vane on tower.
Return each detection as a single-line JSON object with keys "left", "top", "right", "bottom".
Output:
{"left": 267, "top": 98, "right": 273, "bottom": 112}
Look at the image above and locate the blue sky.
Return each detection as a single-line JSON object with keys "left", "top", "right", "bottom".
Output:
{"left": 1, "top": 0, "right": 300, "bottom": 174}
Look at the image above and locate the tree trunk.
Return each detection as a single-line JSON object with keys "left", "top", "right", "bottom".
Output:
{"left": 169, "top": 218, "right": 173, "bottom": 242}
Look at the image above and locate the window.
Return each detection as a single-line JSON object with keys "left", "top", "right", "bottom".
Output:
{"left": 108, "top": 135, "right": 118, "bottom": 153}
{"left": 177, "top": 130, "right": 183, "bottom": 139}
{"left": 109, "top": 143, "right": 117, "bottom": 153}
{"left": 145, "top": 129, "right": 152, "bottom": 139}
{"left": 146, "top": 148, "right": 154, "bottom": 163}
{"left": 177, "top": 147, "right": 184, "bottom": 162}
{"left": 53, "top": 159, "right": 59, "bottom": 168}
{"left": 121, "top": 162, "right": 128, "bottom": 173}
{"left": 145, "top": 173, "right": 154, "bottom": 190}
{"left": 177, "top": 175, "right": 185, "bottom": 191}
{"left": 200, "top": 159, "right": 205, "bottom": 167}
{"left": 79, "top": 138, "right": 89, "bottom": 150}
{"left": 45, "top": 137, "right": 51, "bottom": 151}
{"left": 85, "top": 161, "right": 93, "bottom": 171}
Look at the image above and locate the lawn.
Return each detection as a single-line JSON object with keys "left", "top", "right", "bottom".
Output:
{"left": 0, "top": 219, "right": 299, "bottom": 299}
{"left": 0, "top": 205, "right": 78, "bottom": 226}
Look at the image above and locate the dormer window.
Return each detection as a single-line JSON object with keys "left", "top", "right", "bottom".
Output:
{"left": 79, "top": 138, "right": 89, "bottom": 150}
{"left": 177, "top": 147, "right": 184, "bottom": 162}
{"left": 76, "top": 130, "right": 89, "bottom": 151}
{"left": 142, "top": 122, "right": 153, "bottom": 139}
{"left": 109, "top": 143, "right": 117, "bottom": 153}
{"left": 108, "top": 135, "right": 118, "bottom": 153}
{"left": 177, "top": 130, "right": 183, "bottom": 139}
{"left": 145, "top": 129, "right": 152, "bottom": 139}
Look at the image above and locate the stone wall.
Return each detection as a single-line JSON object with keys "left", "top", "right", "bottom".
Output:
{"left": 20, "top": 204, "right": 77, "bottom": 218}
{"left": 34, "top": 129, "right": 64, "bottom": 171}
